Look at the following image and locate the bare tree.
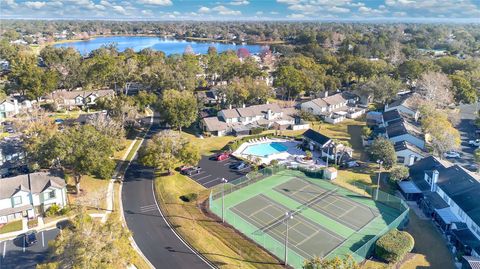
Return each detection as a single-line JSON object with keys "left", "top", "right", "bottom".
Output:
{"left": 417, "top": 71, "right": 453, "bottom": 107}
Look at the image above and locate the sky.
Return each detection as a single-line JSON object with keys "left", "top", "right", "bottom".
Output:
{"left": 1, "top": 0, "right": 480, "bottom": 22}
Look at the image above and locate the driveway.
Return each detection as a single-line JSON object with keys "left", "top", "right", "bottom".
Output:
{"left": 0, "top": 228, "right": 59, "bottom": 269}
{"left": 187, "top": 155, "right": 251, "bottom": 188}
{"left": 122, "top": 114, "right": 213, "bottom": 269}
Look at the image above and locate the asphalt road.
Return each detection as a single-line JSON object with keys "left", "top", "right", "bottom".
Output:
{"left": 0, "top": 228, "right": 59, "bottom": 269}
{"left": 451, "top": 102, "right": 479, "bottom": 170}
{"left": 122, "top": 115, "right": 213, "bottom": 269}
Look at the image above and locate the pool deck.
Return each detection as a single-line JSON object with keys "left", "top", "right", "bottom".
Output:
{"left": 233, "top": 138, "right": 324, "bottom": 166}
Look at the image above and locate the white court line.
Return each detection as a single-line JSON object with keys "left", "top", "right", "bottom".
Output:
{"left": 2, "top": 241, "right": 6, "bottom": 258}
{"left": 194, "top": 174, "right": 212, "bottom": 182}
{"left": 42, "top": 231, "right": 45, "bottom": 247}
{"left": 295, "top": 230, "right": 320, "bottom": 246}
{"left": 248, "top": 204, "right": 272, "bottom": 218}
{"left": 22, "top": 235, "right": 25, "bottom": 253}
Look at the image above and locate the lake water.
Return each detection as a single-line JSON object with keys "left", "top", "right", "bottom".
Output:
{"left": 54, "top": 36, "right": 263, "bottom": 56}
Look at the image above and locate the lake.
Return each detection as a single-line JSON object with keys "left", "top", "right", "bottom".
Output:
{"left": 54, "top": 36, "right": 263, "bottom": 56}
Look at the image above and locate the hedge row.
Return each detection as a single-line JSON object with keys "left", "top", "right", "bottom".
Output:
{"left": 375, "top": 229, "right": 415, "bottom": 263}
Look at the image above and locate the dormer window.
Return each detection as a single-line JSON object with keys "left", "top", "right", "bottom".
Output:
{"left": 12, "top": 196, "right": 22, "bottom": 206}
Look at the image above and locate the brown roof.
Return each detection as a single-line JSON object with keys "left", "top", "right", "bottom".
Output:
{"left": 202, "top": 117, "right": 228, "bottom": 132}
{"left": 220, "top": 108, "right": 241, "bottom": 119}
{"left": 221, "top": 103, "right": 282, "bottom": 119}
{"left": 323, "top": 93, "right": 346, "bottom": 105}
{"left": 0, "top": 172, "right": 66, "bottom": 199}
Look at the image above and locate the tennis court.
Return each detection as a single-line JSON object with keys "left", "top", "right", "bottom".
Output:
{"left": 231, "top": 194, "right": 344, "bottom": 259}
{"left": 209, "top": 168, "right": 409, "bottom": 269}
{"left": 274, "top": 177, "right": 379, "bottom": 231}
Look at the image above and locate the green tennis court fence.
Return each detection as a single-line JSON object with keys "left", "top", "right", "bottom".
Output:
{"left": 210, "top": 165, "right": 323, "bottom": 200}
{"left": 209, "top": 196, "right": 307, "bottom": 269}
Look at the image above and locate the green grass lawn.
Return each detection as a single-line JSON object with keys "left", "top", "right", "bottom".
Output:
{"left": 182, "top": 132, "right": 236, "bottom": 155}
{"left": 125, "top": 139, "right": 142, "bottom": 161}
{"left": 154, "top": 172, "right": 283, "bottom": 269}
{"left": 66, "top": 174, "right": 110, "bottom": 212}
{"left": 0, "top": 220, "right": 22, "bottom": 234}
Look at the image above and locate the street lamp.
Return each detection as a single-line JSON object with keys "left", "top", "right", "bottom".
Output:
{"left": 284, "top": 212, "right": 293, "bottom": 266}
{"left": 221, "top": 178, "right": 228, "bottom": 223}
{"left": 376, "top": 160, "right": 383, "bottom": 200}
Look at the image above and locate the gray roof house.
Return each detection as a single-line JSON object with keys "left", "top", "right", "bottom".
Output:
{"left": 200, "top": 103, "right": 309, "bottom": 136}
{"left": 0, "top": 172, "right": 67, "bottom": 224}
{"left": 403, "top": 156, "right": 480, "bottom": 258}
{"left": 300, "top": 93, "right": 366, "bottom": 124}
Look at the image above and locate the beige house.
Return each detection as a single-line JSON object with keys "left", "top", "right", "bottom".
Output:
{"left": 300, "top": 93, "right": 365, "bottom": 124}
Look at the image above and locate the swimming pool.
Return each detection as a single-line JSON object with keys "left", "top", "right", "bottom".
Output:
{"left": 242, "top": 142, "right": 289, "bottom": 157}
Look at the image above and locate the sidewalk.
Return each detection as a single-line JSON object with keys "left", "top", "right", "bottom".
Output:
{"left": 0, "top": 216, "right": 68, "bottom": 241}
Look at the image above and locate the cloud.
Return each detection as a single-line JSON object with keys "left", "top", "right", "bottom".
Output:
{"left": 212, "top": 5, "right": 241, "bottom": 15}
{"left": 2, "top": 0, "right": 18, "bottom": 8}
{"left": 24, "top": 1, "right": 46, "bottom": 9}
{"left": 138, "top": 0, "right": 172, "bottom": 6}
{"left": 287, "top": 13, "right": 305, "bottom": 18}
{"left": 255, "top": 11, "right": 263, "bottom": 15}
{"left": 277, "top": 0, "right": 301, "bottom": 4}
{"left": 229, "top": 0, "right": 249, "bottom": 5}
{"left": 198, "top": 6, "right": 210, "bottom": 13}
{"left": 112, "top": 5, "right": 127, "bottom": 15}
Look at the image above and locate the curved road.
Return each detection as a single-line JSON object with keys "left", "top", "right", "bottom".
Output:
{"left": 122, "top": 115, "right": 212, "bottom": 269}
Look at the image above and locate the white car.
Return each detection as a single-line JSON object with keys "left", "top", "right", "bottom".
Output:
{"left": 444, "top": 151, "right": 461, "bottom": 158}
{"left": 469, "top": 139, "right": 480, "bottom": 147}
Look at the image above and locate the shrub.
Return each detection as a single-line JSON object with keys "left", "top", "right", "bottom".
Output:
{"left": 180, "top": 193, "right": 198, "bottom": 202}
{"left": 250, "top": 127, "right": 265, "bottom": 135}
{"left": 270, "top": 159, "right": 279, "bottom": 166}
{"left": 45, "top": 204, "right": 61, "bottom": 217}
{"left": 389, "top": 165, "right": 409, "bottom": 182}
{"left": 375, "top": 229, "right": 414, "bottom": 263}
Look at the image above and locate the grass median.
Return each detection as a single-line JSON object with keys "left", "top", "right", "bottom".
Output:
{"left": 154, "top": 172, "right": 284, "bottom": 269}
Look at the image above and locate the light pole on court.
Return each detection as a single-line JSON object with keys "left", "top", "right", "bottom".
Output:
{"left": 221, "top": 178, "right": 228, "bottom": 223}
{"left": 376, "top": 159, "right": 383, "bottom": 200}
{"left": 284, "top": 211, "right": 293, "bottom": 266}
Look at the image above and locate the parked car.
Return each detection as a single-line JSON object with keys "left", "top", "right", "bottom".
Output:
{"left": 24, "top": 231, "right": 37, "bottom": 246}
{"left": 54, "top": 118, "right": 64, "bottom": 125}
{"left": 231, "top": 162, "right": 247, "bottom": 170}
{"left": 469, "top": 139, "right": 480, "bottom": 147}
{"left": 182, "top": 167, "right": 201, "bottom": 176}
{"left": 444, "top": 151, "right": 461, "bottom": 158}
{"left": 216, "top": 153, "right": 230, "bottom": 161}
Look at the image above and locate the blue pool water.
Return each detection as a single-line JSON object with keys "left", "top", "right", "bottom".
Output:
{"left": 242, "top": 142, "right": 288, "bottom": 157}
{"left": 54, "top": 36, "right": 262, "bottom": 56}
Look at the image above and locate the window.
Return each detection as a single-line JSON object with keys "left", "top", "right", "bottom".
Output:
{"left": 49, "top": 190, "right": 56, "bottom": 199}
{"left": 397, "top": 156, "right": 405, "bottom": 163}
{"left": 12, "top": 196, "right": 22, "bottom": 206}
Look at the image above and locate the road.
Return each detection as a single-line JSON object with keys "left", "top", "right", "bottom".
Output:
{"left": 0, "top": 228, "right": 59, "bottom": 269}
{"left": 121, "top": 115, "right": 213, "bottom": 269}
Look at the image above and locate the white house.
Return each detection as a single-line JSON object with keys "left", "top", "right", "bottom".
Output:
{"left": 406, "top": 157, "right": 480, "bottom": 258}
{"left": 386, "top": 120, "right": 425, "bottom": 149}
{"left": 0, "top": 98, "right": 20, "bottom": 120}
{"left": 384, "top": 94, "right": 420, "bottom": 119}
{"left": 47, "top": 89, "right": 115, "bottom": 109}
{"left": 301, "top": 93, "right": 365, "bottom": 124}
{"left": 394, "top": 141, "right": 425, "bottom": 166}
{"left": 0, "top": 172, "right": 67, "bottom": 224}
{"left": 201, "top": 103, "right": 308, "bottom": 136}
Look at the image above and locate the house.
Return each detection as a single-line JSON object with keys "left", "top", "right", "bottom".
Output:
{"left": 196, "top": 90, "right": 223, "bottom": 106}
{"left": 0, "top": 98, "right": 19, "bottom": 120}
{"left": 0, "top": 172, "right": 67, "bottom": 224}
{"left": 200, "top": 103, "right": 308, "bottom": 136}
{"left": 384, "top": 94, "right": 421, "bottom": 119}
{"left": 394, "top": 141, "right": 425, "bottom": 166}
{"left": 0, "top": 138, "right": 25, "bottom": 178}
{"left": 385, "top": 119, "right": 425, "bottom": 149}
{"left": 300, "top": 93, "right": 366, "bottom": 124}
{"left": 302, "top": 129, "right": 352, "bottom": 161}
{"left": 403, "top": 156, "right": 480, "bottom": 258}
{"left": 47, "top": 89, "right": 115, "bottom": 109}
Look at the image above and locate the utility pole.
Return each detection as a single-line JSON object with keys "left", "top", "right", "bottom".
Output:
{"left": 376, "top": 160, "right": 383, "bottom": 200}
{"left": 221, "top": 178, "right": 228, "bottom": 223}
{"left": 284, "top": 212, "right": 293, "bottom": 266}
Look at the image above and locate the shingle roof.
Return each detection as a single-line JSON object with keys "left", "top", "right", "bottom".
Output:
{"left": 303, "top": 129, "right": 331, "bottom": 146}
{"left": 394, "top": 141, "right": 425, "bottom": 156}
{"left": 202, "top": 117, "right": 228, "bottom": 132}
{"left": 386, "top": 120, "right": 422, "bottom": 138}
{"left": 382, "top": 109, "right": 402, "bottom": 122}
{"left": 408, "top": 156, "right": 450, "bottom": 191}
{"left": 323, "top": 93, "right": 346, "bottom": 106}
{"left": 0, "top": 172, "right": 66, "bottom": 199}
{"left": 49, "top": 89, "right": 114, "bottom": 100}
{"left": 220, "top": 103, "right": 282, "bottom": 119}
{"left": 463, "top": 256, "right": 480, "bottom": 269}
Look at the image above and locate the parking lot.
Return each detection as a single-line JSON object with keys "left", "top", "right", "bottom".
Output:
{"left": 452, "top": 103, "right": 479, "bottom": 171}
{"left": 0, "top": 228, "right": 58, "bottom": 269}
{"left": 187, "top": 154, "right": 251, "bottom": 188}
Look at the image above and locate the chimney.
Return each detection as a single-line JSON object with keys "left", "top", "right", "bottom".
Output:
{"left": 267, "top": 109, "right": 272, "bottom": 120}
{"left": 266, "top": 100, "right": 269, "bottom": 104}
{"left": 431, "top": 170, "right": 439, "bottom": 192}
{"left": 324, "top": 91, "right": 329, "bottom": 98}
{"left": 229, "top": 104, "right": 232, "bottom": 109}
{"left": 414, "top": 111, "right": 420, "bottom": 122}
{"left": 242, "top": 103, "right": 246, "bottom": 108}
{"left": 408, "top": 154, "right": 415, "bottom": 166}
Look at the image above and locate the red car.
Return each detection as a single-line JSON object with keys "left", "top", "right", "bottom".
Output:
{"left": 216, "top": 152, "right": 230, "bottom": 161}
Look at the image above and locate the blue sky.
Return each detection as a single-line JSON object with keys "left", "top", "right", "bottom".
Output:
{"left": 1, "top": 0, "right": 480, "bottom": 22}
